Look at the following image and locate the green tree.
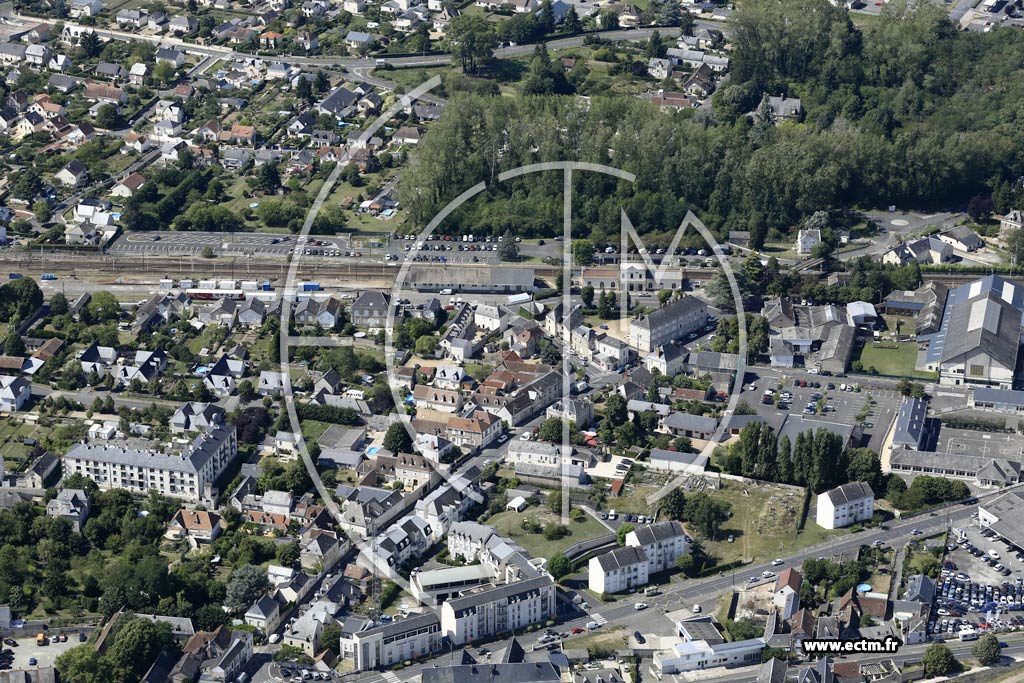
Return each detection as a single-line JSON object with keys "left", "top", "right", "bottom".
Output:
{"left": 616, "top": 523, "right": 635, "bottom": 545}
{"left": 11, "top": 166, "right": 42, "bottom": 202}
{"left": 973, "top": 633, "right": 1002, "bottom": 666}
{"left": 547, "top": 489, "right": 562, "bottom": 514}
{"left": 604, "top": 392, "right": 628, "bottom": 426}
{"left": 95, "top": 104, "right": 125, "bottom": 130}
{"left": 296, "top": 77, "right": 314, "bottom": 104}
{"left": 382, "top": 422, "right": 413, "bottom": 454}
{"left": 414, "top": 335, "right": 438, "bottom": 356}
{"left": 50, "top": 292, "right": 69, "bottom": 315}
{"left": 497, "top": 229, "right": 520, "bottom": 260}
{"left": 581, "top": 285, "right": 595, "bottom": 308}
{"left": 564, "top": 5, "right": 583, "bottom": 33}
{"left": 447, "top": 15, "right": 498, "bottom": 75}
{"left": 78, "top": 30, "right": 101, "bottom": 58}
{"left": 320, "top": 623, "right": 342, "bottom": 655}
{"left": 276, "top": 540, "right": 300, "bottom": 566}
{"left": 537, "top": 417, "right": 564, "bottom": 442}
{"left": 547, "top": 552, "right": 572, "bottom": 579}
{"left": 660, "top": 488, "right": 686, "bottom": 520}
{"left": 922, "top": 643, "right": 958, "bottom": 678}
{"left": 55, "top": 646, "right": 105, "bottom": 683}
{"left": 152, "top": 60, "right": 177, "bottom": 85}
{"left": 225, "top": 564, "right": 270, "bottom": 612}
{"left": 644, "top": 30, "right": 666, "bottom": 59}
{"left": 520, "top": 43, "right": 572, "bottom": 95}
{"left": 32, "top": 201, "right": 52, "bottom": 223}
{"left": 4, "top": 332, "right": 25, "bottom": 356}
{"left": 572, "top": 239, "right": 594, "bottom": 266}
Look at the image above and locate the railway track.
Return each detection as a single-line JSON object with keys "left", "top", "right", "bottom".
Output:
{"left": 0, "top": 251, "right": 564, "bottom": 288}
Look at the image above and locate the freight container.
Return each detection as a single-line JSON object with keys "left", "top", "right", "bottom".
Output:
{"left": 160, "top": 279, "right": 174, "bottom": 289}
{"left": 262, "top": 281, "right": 273, "bottom": 291}
{"left": 199, "top": 279, "right": 216, "bottom": 289}
{"left": 240, "top": 281, "right": 258, "bottom": 291}
{"left": 218, "top": 280, "right": 236, "bottom": 290}
{"left": 179, "top": 279, "right": 194, "bottom": 289}
{"left": 8, "top": 273, "right": 22, "bottom": 279}
{"left": 41, "top": 273, "right": 56, "bottom": 281}
{"left": 301, "top": 282, "right": 320, "bottom": 292}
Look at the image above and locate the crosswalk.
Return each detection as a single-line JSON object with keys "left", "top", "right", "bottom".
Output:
{"left": 382, "top": 671, "right": 402, "bottom": 683}
{"left": 590, "top": 612, "right": 608, "bottom": 625}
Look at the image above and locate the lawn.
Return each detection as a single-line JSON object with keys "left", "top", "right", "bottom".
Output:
{"left": 485, "top": 506, "right": 611, "bottom": 560}
{"left": 300, "top": 419, "right": 332, "bottom": 444}
{"left": 852, "top": 341, "right": 936, "bottom": 380}
{"left": 699, "top": 481, "right": 850, "bottom": 565}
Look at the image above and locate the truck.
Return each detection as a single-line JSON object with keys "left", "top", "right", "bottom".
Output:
{"left": 8, "top": 273, "right": 22, "bottom": 279}
{"left": 960, "top": 629, "right": 979, "bottom": 642}
{"left": 41, "top": 274, "right": 56, "bottom": 281}
{"left": 36, "top": 633, "right": 46, "bottom": 646}
{"left": 439, "top": 288, "right": 454, "bottom": 295}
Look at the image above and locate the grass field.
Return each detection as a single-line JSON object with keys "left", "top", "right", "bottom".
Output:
{"left": 852, "top": 341, "right": 936, "bottom": 380}
{"left": 485, "top": 506, "right": 610, "bottom": 559}
{"left": 0, "top": 421, "right": 46, "bottom": 472}
{"left": 700, "top": 481, "right": 849, "bottom": 564}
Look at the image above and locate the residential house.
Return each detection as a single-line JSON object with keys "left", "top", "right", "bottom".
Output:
{"left": 166, "top": 508, "right": 223, "bottom": 546}
{"left": 111, "top": 172, "right": 146, "bottom": 198}
{"left": 55, "top": 159, "right": 87, "bottom": 187}
{"left": 45, "top": 488, "right": 91, "bottom": 531}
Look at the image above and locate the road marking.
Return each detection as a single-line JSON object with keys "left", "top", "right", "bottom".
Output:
{"left": 381, "top": 672, "right": 402, "bottom": 683}
{"left": 591, "top": 612, "right": 608, "bottom": 625}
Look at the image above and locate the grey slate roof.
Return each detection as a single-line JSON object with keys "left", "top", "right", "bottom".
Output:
{"left": 892, "top": 397, "right": 927, "bottom": 449}
{"left": 445, "top": 575, "right": 553, "bottom": 614}
{"left": 629, "top": 519, "right": 686, "bottom": 546}
{"left": 65, "top": 424, "right": 234, "bottom": 474}
{"left": 820, "top": 481, "right": 874, "bottom": 507}
{"left": 594, "top": 545, "right": 647, "bottom": 571}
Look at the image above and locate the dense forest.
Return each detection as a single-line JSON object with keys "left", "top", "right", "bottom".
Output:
{"left": 401, "top": 0, "right": 1024, "bottom": 246}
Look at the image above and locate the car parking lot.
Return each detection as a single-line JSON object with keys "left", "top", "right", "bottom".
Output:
{"left": 0, "top": 633, "right": 85, "bottom": 672}
{"left": 741, "top": 377, "right": 901, "bottom": 453}
{"left": 927, "top": 526, "right": 1024, "bottom": 639}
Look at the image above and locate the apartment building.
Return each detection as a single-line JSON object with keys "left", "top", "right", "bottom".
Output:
{"left": 625, "top": 520, "right": 688, "bottom": 574}
{"left": 63, "top": 425, "right": 237, "bottom": 503}
{"left": 589, "top": 546, "right": 649, "bottom": 595}
{"left": 628, "top": 296, "right": 707, "bottom": 353}
{"left": 440, "top": 575, "right": 556, "bottom": 645}
{"left": 351, "top": 612, "right": 441, "bottom": 670}
{"left": 815, "top": 481, "right": 874, "bottom": 530}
